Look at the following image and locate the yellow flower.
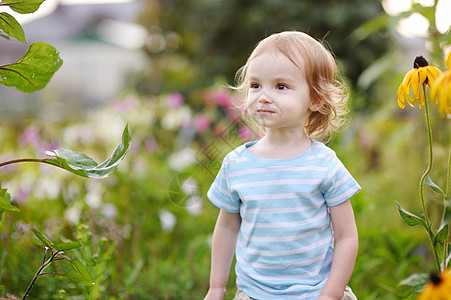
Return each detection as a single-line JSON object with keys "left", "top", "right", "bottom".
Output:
{"left": 418, "top": 271, "right": 451, "bottom": 300}
{"left": 397, "top": 56, "right": 442, "bottom": 109}
{"left": 430, "top": 51, "right": 451, "bottom": 116}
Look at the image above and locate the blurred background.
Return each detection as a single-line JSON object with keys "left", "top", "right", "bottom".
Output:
{"left": 0, "top": 0, "right": 450, "bottom": 299}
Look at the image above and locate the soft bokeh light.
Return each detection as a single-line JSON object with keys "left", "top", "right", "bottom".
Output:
{"left": 383, "top": 0, "right": 451, "bottom": 37}
{"left": 0, "top": 0, "right": 132, "bottom": 24}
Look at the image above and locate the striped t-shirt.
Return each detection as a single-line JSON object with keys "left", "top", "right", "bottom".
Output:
{"left": 207, "top": 140, "right": 361, "bottom": 299}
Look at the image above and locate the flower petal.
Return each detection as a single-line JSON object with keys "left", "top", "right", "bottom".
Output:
{"left": 445, "top": 51, "right": 451, "bottom": 69}
{"left": 427, "top": 65, "right": 442, "bottom": 85}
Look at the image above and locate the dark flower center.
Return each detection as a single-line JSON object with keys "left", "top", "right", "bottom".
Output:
{"left": 414, "top": 56, "right": 429, "bottom": 69}
{"left": 430, "top": 273, "right": 442, "bottom": 286}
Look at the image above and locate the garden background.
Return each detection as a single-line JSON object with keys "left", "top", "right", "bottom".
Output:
{"left": 1, "top": 0, "right": 450, "bottom": 299}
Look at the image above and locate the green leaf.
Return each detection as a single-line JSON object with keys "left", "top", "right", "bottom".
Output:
{"left": 350, "top": 10, "right": 412, "bottom": 44}
{"left": 399, "top": 273, "right": 429, "bottom": 296}
{"left": 66, "top": 259, "right": 94, "bottom": 285}
{"left": 29, "top": 226, "right": 54, "bottom": 248}
{"left": 0, "top": 245, "right": 6, "bottom": 276}
{"left": 0, "top": 188, "right": 19, "bottom": 212}
{"left": 31, "top": 237, "right": 46, "bottom": 247}
{"left": 0, "top": 0, "right": 46, "bottom": 14}
{"left": 400, "top": 273, "right": 429, "bottom": 287}
{"left": 0, "top": 12, "right": 26, "bottom": 42}
{"left": 350, "top": 13, "right": 390, "bottom": 43}
{"left": 444, "top": 204, "right": 451, "bottom": 225}
{"left": 411, "top": 3, "right": 435, "bottom": 22}
{"left": 0, "top": 41, "right": 63, "bottom": 93}
{"left": 425, "top": 175, "right": 445, "bottom": 196}
{"left": 44, "top": 124, "right": 131, "bottom": 179}
{"left": 396, "top": 201, "right": 428, "bottom": 228}
{"left": 53, "top": 241, "right": 81, "bottom": 251}
{"left": 434, "top": 224, "right": 449, "bottom": 245}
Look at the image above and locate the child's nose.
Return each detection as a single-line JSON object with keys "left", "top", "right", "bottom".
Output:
{"left": 258, "top": 95, "right": 273, "bottom": 104}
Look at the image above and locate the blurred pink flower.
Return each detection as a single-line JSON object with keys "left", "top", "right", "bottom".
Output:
{"left": 15, "top": 188, "right": 30, "bottom": 205}
{"left": 111, "top": 96, "right": 139, "bottom": 112}
{"left": 17, "top": 126, "right": 59, "bottom": 155}
{"left": 129, "top": 142, "right": 139, "bottom": 154}
{"left": 226, "top": 109, "right": 240, "bottom": 123}
{"left": 211, "top": 90, "right": 231, "bottom": 107}
{"left": 145, "top": 139, "right": 158, "bottom": 152}
{"left": 194, "top": 114, "right": 211, "bottom": 133}
{"left": 18, "top": 126, "right": 41, "bottom": 148}
{"left": 238, "top": 126, "right": 254, "bottom": 140}
{"left": 167, "top": 93, "right": 184, "bottom": 107}
{"left": 213, "top": 124, "right": 227, "bottom": 137}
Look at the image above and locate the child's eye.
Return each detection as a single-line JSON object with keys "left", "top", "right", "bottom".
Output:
{"left": 276, "top": 83, "right": 288, "bottom": 90}
{"left": 250, "top": 82, "right": 260, "bottom": 89}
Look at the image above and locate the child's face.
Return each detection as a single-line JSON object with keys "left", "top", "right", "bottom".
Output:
{"left": 246, "top": 51, "right": 316, "bottom": 133}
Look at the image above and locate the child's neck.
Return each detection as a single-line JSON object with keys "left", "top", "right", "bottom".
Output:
{"left": 248, "top": 131, "right": 312, "bottom": 159}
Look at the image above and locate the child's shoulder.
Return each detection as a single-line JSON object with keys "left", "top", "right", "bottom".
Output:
{"left": 311, "top": 140, "right": 337, "bottom": 156}
{"left": 224, "top": 143, "right": 249, "bottom": 161}
{"left": 309, "top": 140, "right": 340, "bottom": 165}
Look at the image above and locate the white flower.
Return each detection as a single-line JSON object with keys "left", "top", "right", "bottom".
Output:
{"left": 161, "top": 106, "right": 191, "bottom": 130}
{"left": 185, "top": 196, "right": 203, "bottom": 216}
{"left": 64, "top": 202, "right": 82, "bottom": 225}
{"left": 159, "top": 210, "right": 176, "bottom": 232}
{"left": 181, "top": 177, "right": 200, "bottom": 196}
{"left": 168, "top": 147, "right": 196, "bottom": 171}
{"left": 101, "top": 203, "right": 118, "bottom": 220}
{"left": 85, "top": 182, "right": 104, "bottom": 209}
{"left": 34, "top": 175, "right": 61, "bottom": 200}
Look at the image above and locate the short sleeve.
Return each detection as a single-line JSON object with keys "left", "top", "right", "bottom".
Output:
{"left": 207, "top": 160, "right": 241, "bottom": 213}
{"left": 322, "top": 155, "right": 361, "bottom": 207}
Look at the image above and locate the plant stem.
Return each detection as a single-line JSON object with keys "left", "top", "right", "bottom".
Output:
{"left": 446, "top": 148, "right": 451, "bottom": 269}
{"left": 22, "top": 250, "right": 59, "bottom": 299}
{"left": 419, "top": 86, "right": 441, "bottom": 271}
{"left": 446, "top": 148, "right": 451, "bottom": 200}
{"left": 22, "top": 262, "right": 48, "bottom": 300}
{"left": 0, "top": 158, "right": 52, "bottom": 168}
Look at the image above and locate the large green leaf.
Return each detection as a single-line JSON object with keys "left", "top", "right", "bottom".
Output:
{"left": 0, "top": 188, "right": 19, "bottom": 212}
{"left": 0, "top": 12, "right": 26, "bottom": 42}
{"left": 44, "top": 124, "right": 131, "bottom": 179}
{"left": 29, "top": 226, "right": 54, "bottom": 248}
{"left": 0, "top": 0, "right": 46, "bottom": 14}
{"left": 66, "top": 259, "right": 94, "bottom": 285}
{"left": 395, "top": 201, "right": 428, "bottom": 229}
{"left": 0, "top": 41, "right": 63, "bottom": 93}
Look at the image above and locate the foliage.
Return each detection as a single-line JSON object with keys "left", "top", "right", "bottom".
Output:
{"left": 0, "top": 2, "right": 131, "bottom": 297}
{"left": 0, "top": 123, "right": 131, "bottom": 297}
{"left": 1, "top": 0, "right": 450, "bottom": 299}
{"left": 394, "top": 52, "right": 451, "bottom": 297}
{"left": 137, "top": 0, "right": 389, "bottom": 100}
{"left": 0, "top": 0, "right": 62, "bottom": 92}
{"left": 389, "top": 2, "right": 451, "bottom": 296}
{"left": 22, "top": 226, "right": 93, "bottom": 299}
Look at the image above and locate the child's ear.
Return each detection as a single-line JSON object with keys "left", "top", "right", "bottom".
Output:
{"left": 309, "top": 99, "right": 323, "bottom": 112}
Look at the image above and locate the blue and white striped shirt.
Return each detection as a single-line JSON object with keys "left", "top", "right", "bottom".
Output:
{"left": 207, "top": 140, "right": 361, "bottom": 299}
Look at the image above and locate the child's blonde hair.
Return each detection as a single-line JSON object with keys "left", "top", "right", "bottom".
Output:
{"left": 234, "top": 31, "right": 350, "bottom": 142}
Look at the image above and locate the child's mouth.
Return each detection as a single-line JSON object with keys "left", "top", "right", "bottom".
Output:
{"left": 256, "top": 109, "right": 275, "bottom": 115}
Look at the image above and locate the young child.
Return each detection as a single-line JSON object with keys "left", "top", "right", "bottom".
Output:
{"left": 204, "top": 31, "right": 361, "bottom": 300}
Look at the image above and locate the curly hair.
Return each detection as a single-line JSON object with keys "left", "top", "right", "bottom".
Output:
{"left": 233, "top": 31, "right": 350, "bottom": 142}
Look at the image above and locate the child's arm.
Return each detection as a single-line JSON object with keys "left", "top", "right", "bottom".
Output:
{"left": 318, "top": 199, "right": 358, "bottom": 300}
{"left": 204, "top": 209, "right": 241, "bottom": 300}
